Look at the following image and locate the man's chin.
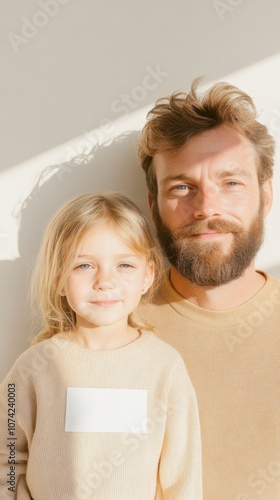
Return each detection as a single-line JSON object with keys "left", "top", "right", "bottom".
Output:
{"left": 168, "top": 240, "right": 252, "bottom": 286}
{"left": 177, "top": 239, "right": 233, "bottom": 260}
{"left": 174, "top": 259, "right": 245, "bottom": 286}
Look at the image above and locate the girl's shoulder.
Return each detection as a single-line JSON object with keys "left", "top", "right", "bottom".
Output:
{"left": 18, "top": 336, "right": 57, "bottom": 360}
{"left": 2, "top": 337, "right": 60, "bottom": 383}
{"left": 141, "top": 330, "right": 186, "bottom": 366}
{"left": 141, "top": 331, "right": 194, "bottom": 395}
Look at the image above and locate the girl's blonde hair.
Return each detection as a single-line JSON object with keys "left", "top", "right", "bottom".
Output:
{"left": 30, "top": 192, "right": 163, "bottom": 345}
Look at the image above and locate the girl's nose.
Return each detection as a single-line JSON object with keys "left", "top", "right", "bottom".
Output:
{"left": 93, "top": 269, "right": 114, "bottom": 291}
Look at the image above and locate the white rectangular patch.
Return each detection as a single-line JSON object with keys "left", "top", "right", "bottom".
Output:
{"left": 65, "top": 388, "right": 147, "bottom": 433}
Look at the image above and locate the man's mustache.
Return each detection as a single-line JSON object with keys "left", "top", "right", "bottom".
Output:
{"left": 173, "top": 218, "right": 242, "bottom": 238}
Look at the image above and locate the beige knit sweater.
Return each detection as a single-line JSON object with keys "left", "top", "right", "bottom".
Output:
{"left": 0, "top": 331, "right": 202, "bottom": 499}
{"left": 138, "top": 271, "right": 280, "bottom": 500}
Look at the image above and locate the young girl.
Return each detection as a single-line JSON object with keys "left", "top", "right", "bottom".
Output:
{"left": 0, "top": 192, "right": 202, "bottom": 499}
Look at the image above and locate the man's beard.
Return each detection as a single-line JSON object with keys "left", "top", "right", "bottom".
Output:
{"left": 153, "top": 200, "right": 265, "bottom": 286}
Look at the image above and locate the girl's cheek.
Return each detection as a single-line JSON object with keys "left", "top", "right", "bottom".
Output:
{"left": 113, "top": 274, "right": 143, "bottom": 292}
{"left": 115, "top": 275, "right": 135, "bottom": 289}
{"left": 97, "top": 276, "right": 136, "bottom": 298}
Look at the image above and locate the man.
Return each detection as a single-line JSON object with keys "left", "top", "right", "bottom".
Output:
{"left": 138, "top": 78, "right": 280, "bottom": 499}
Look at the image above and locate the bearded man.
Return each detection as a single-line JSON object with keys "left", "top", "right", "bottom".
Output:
{"left": 138, "top": 78, "right": 280, "bottom": 499}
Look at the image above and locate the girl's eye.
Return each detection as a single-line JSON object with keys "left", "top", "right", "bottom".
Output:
{"left": 76, "top": 263, "right": 92, "bottom": 270}
{"left": 118, "top": 263, "right": 134, "bottom": 269}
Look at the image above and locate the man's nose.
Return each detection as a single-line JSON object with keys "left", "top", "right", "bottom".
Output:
{"left": 193, "top": 186, "right": 222, "bottom": 219}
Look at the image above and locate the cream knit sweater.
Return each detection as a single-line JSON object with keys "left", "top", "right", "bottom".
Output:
{"left": 0, "top": 331, "right": 202, "bottom": 499}
{"left": 138, "top": 271, "right": 280, "bottom": 500}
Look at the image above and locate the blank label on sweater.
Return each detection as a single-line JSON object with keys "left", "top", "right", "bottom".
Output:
{"left": 65, "top": 387, "right": 147, "bottom": 433}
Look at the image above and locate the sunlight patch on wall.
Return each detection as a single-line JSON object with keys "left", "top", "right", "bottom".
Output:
{"left": 0, "top": 107, "right": 150, "bottom": 261}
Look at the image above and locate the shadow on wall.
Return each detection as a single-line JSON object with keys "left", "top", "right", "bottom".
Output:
{"left": 266, "top": 264, "right": 280, "bottom": 280}
{"left": 0, "top": 130, "right": 149, "bottom": 379}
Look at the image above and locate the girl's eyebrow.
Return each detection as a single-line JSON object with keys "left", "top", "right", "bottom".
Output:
{"left": 76, "top": 253, "right": 142, "bottom": 259}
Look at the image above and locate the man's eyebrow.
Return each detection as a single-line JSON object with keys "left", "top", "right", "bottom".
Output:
{"left": 160, "top": 168, "right": 253, "bottom": 185}
{"left": 159, "top": 174, "right": 192, "bottom": 186}
{"left": 217, "top": 167, "right": 253, "bottom": 179}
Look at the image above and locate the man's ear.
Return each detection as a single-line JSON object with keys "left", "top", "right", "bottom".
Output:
{"left": 262, "top": 178, "right": 273, "bottom": 216}
{"left": 148, "top": 191, "right": 153, "bottom": 210}
{"left": 148, "top": 192, "right": 156, "bottom": 222}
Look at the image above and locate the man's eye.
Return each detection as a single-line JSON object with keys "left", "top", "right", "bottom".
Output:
{"left": 171, "top": 184, "right": 188, "bottom": 193}
{"left": 225, "top": 181, "right": 239, "bottom": 187}
{"left": 170, "top": 184, "right": 191, "bottom": 194}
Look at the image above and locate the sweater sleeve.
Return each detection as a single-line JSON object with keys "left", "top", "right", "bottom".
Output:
{"left": 0, "top": 360, "right": 34, "bottom": 499}
{"left": 158, "top": 354, "right": 202, "bottom": 500}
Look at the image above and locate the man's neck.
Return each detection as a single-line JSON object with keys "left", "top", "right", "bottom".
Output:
{"left": 169, "top": 264, "right": 266, "bottom": 311}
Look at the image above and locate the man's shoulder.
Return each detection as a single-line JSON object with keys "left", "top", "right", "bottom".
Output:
{"left": 264, "top": 271, "right": 280, "bottom": 287}
{"left": 257, "top": 271, "right": 280, "bottom": 304}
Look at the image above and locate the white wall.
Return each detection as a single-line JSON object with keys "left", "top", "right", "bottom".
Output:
{"left": 1, "top": 0, "right": 280, "bottom": 380}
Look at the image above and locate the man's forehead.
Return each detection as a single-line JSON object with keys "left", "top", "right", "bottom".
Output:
{"left": 154, "top": 125, "right": 254, "bottom": 160}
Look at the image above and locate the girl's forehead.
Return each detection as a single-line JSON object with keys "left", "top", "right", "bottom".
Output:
{"left": 76, "top": 224, "right": 144, "bottom": 257}
{"left": 80, "top": 223, "right": 126, "bottom": 242}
